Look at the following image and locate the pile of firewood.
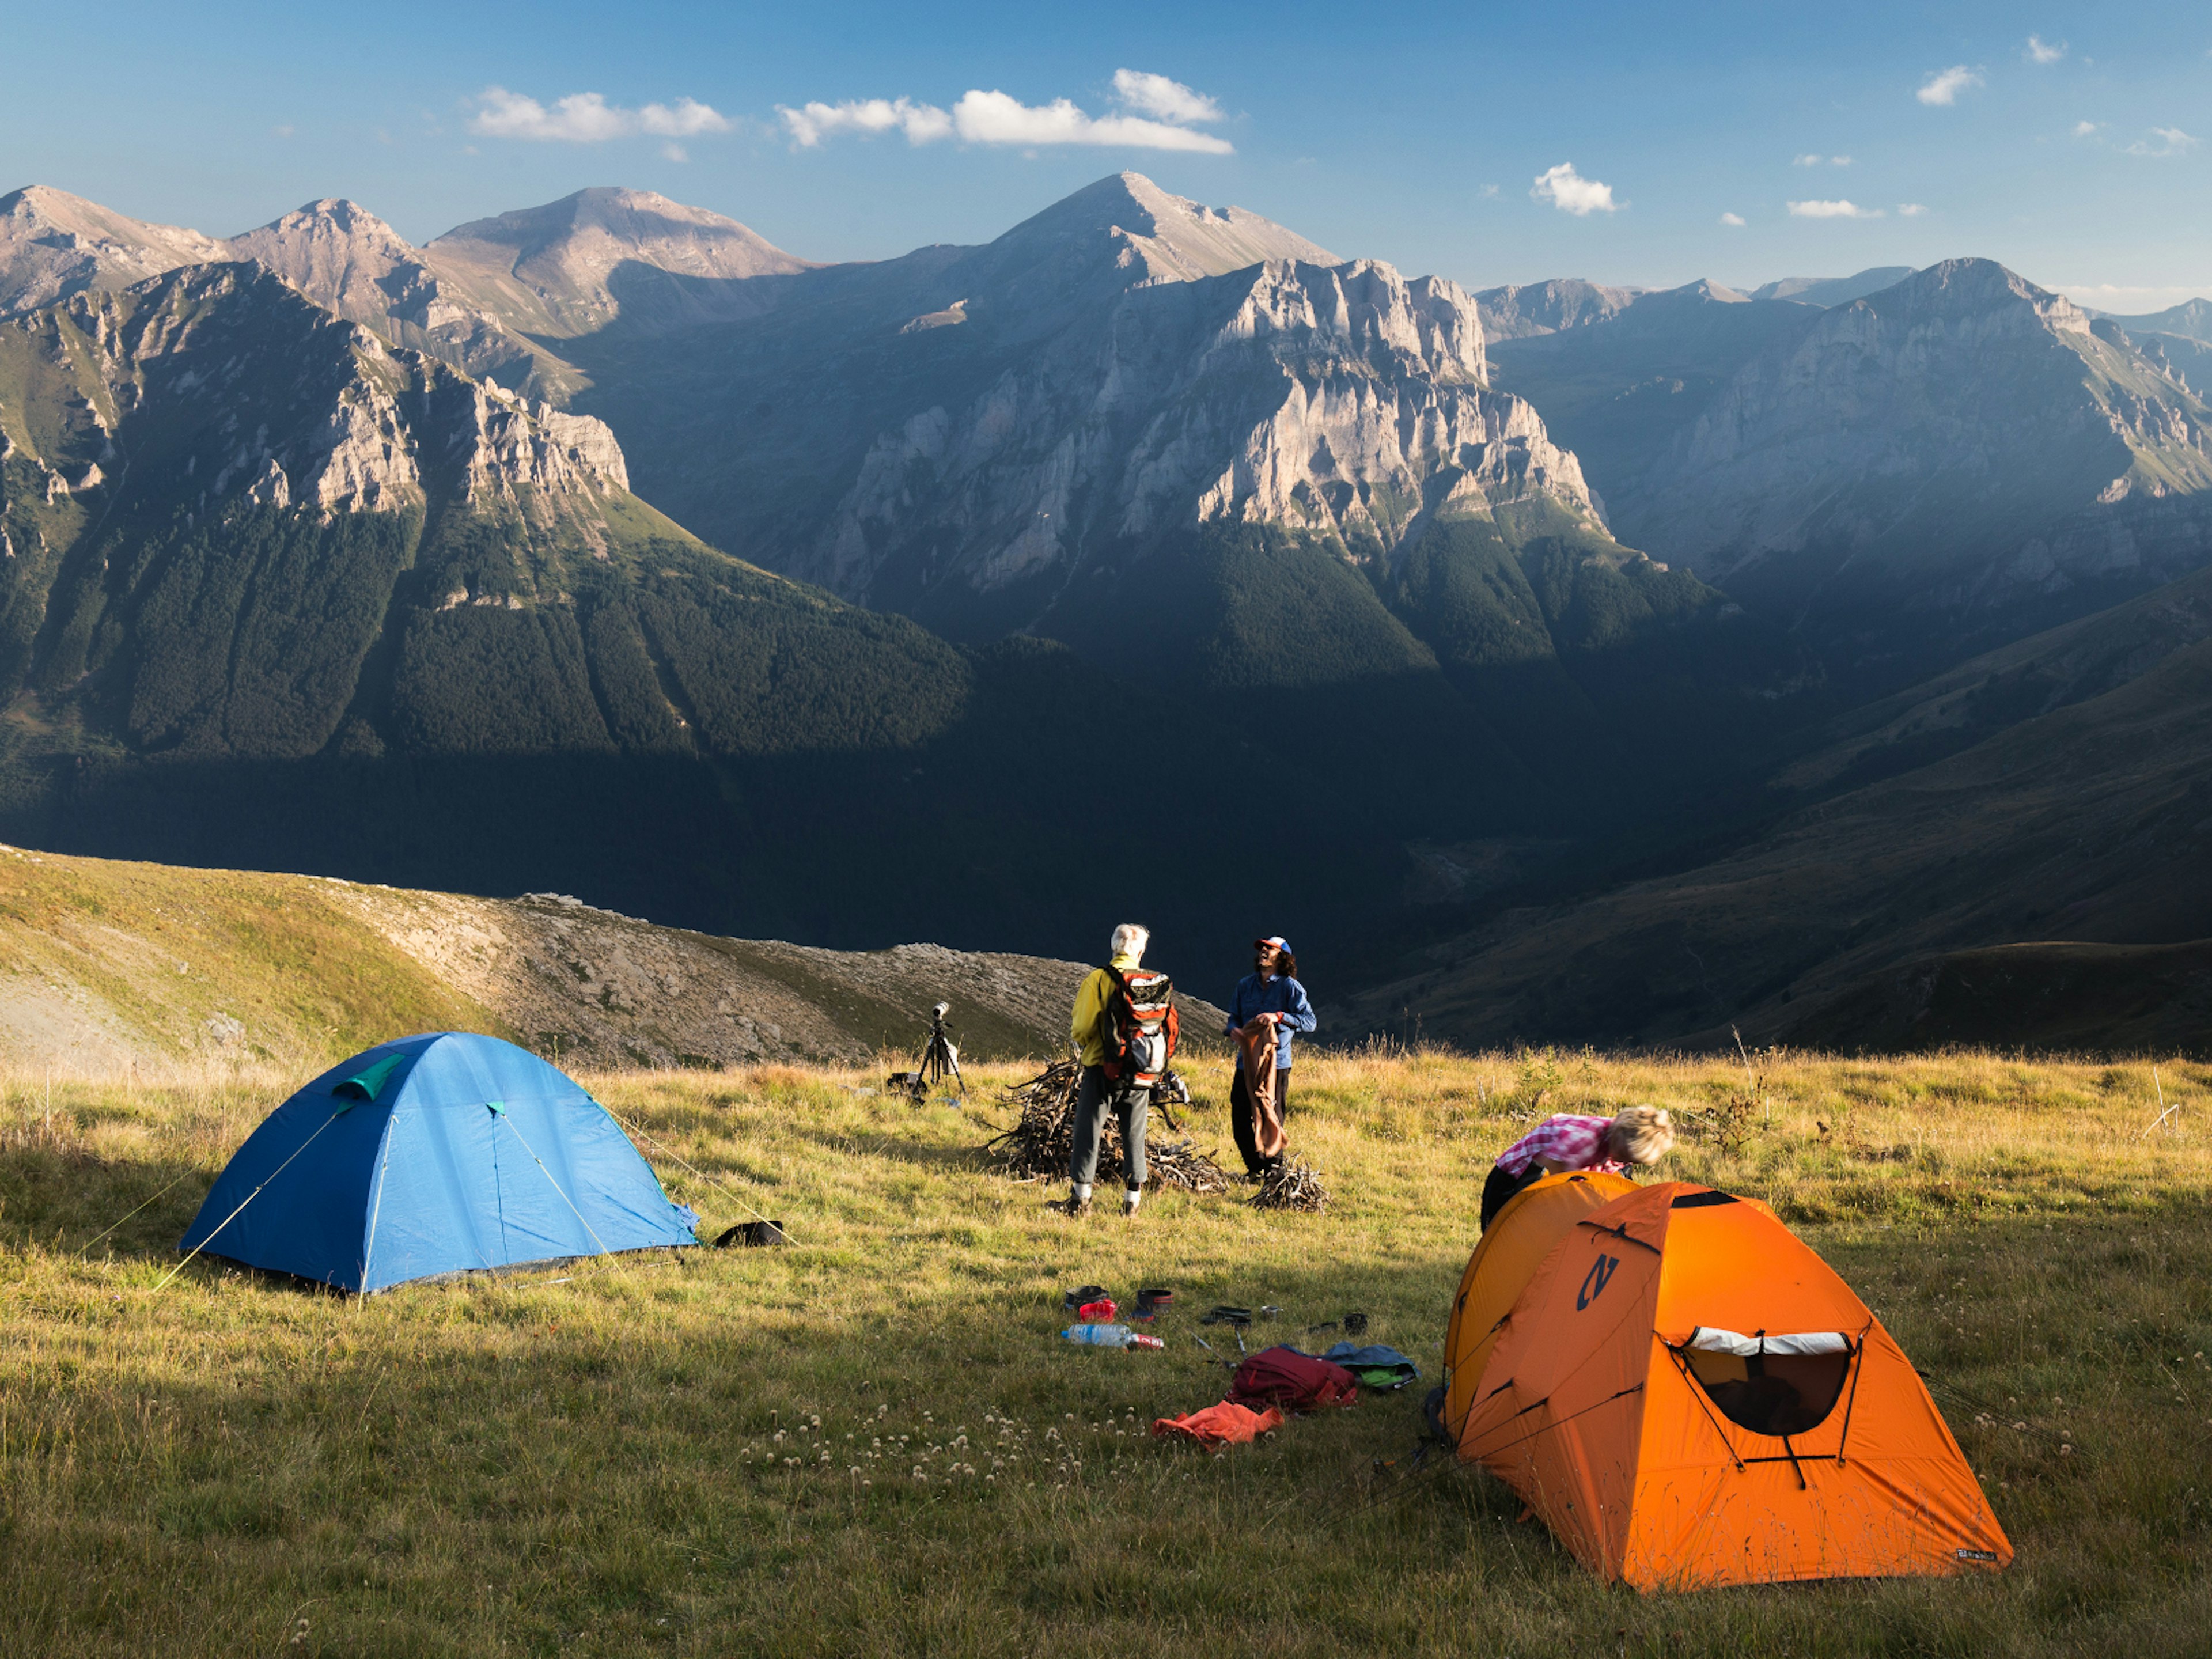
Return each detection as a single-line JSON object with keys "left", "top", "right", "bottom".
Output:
{"left": 1251, "top": 1154, "right": 1330, "bottom": 1213}
{"left": 982, "top": 1060, "right": 1231, "bottom": 1194}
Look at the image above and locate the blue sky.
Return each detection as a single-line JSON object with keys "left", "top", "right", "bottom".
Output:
{"left": 7, "top": 0, "right": 2209, "bottom": 309}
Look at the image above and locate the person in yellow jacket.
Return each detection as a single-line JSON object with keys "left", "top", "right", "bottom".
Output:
{"left": 1064, "top": 922, "right": 1153, "bottom": 1218}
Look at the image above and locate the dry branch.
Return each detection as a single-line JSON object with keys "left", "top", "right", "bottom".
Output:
{"left": 982, "top": 1060, "right": 1230, "bottom": 1194}
{"left": 1250, "top": 1154, "right": 1330, "bottom": 1213}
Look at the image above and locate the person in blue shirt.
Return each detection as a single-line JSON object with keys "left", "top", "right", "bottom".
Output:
{"left": 1224, "top": 935, "right": 1316, "bottom": 1175}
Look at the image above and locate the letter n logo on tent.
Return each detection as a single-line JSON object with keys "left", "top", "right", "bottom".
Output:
{"left": 1577, "top": 1254, "right": 1620, "bottom": 1311}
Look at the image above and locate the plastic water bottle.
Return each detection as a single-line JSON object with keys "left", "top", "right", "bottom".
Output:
{"left": 1063, "top": 1324, "right": 1135, "bottom": 1347}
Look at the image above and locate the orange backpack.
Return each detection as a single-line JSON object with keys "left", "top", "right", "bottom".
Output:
{"left": 1100, "top": 967, "right": 1179, "bottom": 1090}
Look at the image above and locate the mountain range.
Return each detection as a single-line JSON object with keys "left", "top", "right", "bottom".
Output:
{"left": 4, "top": 175, "right": 2212, "bottom": 1044}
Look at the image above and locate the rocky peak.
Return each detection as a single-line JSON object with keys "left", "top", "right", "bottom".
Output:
{"left": 0, "top": 184, "right": 226, "bottom": 315}
{"left": 226, "top": 198, "right": 447, "bottom": 326}
{"left": 1847, "top": 257, "right": 2078, "bottom": 327}
{"left": 1623, "top": 278, "right": 1750, "bottom": 320}
{"left": 2109, "top": 297, "right": 2212, "bottom": 344}
{"left": 992, "top": 172, "right": 1340, "bottom": 285}
{"left": 229, "top": 198, "right": 420, "bottom": 273}
{"left": 1474, "top": 278, "right": 1639, "bottom": 340}
{"left": 1747, "top": 267, "right": 1914, "bottom": 307}
{"left": 422, "top": 186, "right": 813, "bottom": 339}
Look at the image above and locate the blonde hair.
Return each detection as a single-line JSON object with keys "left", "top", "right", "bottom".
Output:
{"left": 1109, "top": 922, "right": 1150, "bottom": 962}
{"left": 1607, "top": 1105, "right": 1675, "bottom": 1165}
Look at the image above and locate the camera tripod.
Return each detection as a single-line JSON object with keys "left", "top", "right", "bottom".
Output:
{"left": 893, "top": 1000, "right": 967, "bottom": 1104}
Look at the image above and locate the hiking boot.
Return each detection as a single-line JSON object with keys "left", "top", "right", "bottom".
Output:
{"left": 1061, "top": 1194, "right": 1093, "bottom": 1218}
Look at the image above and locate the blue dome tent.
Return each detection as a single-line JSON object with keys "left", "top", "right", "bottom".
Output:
{"left": 178, "top": 1032, "right": 698, "bottom": 1292}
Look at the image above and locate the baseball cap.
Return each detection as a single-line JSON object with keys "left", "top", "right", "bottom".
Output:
{"left": 1253, "top": 935, "right": 1293, "bottom": 955}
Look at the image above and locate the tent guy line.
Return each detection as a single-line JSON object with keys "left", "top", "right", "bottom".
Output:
{"left": 74, "top": 1169, "right": 194, "bottom": 1258}
{"left": 603, "top": 1103, "right": 792, "bottom": 1244}
{"left": 154, "top": 1107, "right": 345, "bottom": 1294}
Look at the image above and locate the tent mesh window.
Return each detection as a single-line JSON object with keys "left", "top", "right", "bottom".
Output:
{"left": 1680, "top": 1331, "right": 1853, "bottom": 1438}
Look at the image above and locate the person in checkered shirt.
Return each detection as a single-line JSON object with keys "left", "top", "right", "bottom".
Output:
{"left": 1480, "top": 1107, "right": 1675, "bottom": 1229}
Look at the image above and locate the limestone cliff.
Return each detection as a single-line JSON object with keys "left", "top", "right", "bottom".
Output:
{"left": 0, "top": 262, "right": 628, "bottom": 525}
{"left": 810, "top": 254, "right": 1601, "bottom": 605}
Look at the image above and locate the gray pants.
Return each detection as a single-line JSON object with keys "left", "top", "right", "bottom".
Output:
{"left": 1069, "top": 1064, "right": 1149, "bottom": 1191}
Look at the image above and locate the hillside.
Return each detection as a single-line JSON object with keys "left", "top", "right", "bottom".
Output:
{"left": 0, "top": 842, "right": 1226, "bottom": 1070}
{"left": 1342, "top": 598, "right": 2212, "bottom": 1053}
{"left": 1495, "top": 261, "right": 2212, "bottom": 694}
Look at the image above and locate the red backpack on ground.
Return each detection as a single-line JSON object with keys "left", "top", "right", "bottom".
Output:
{"left": 1100, "top": 967, "right": 1179, "bottom": 1090}
{"left": 1228, "top": 1346, "right": 1358, "bottom": 1411}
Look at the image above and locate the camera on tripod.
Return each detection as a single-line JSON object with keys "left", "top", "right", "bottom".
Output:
{"left": 887, "top": 999, "right": 966, "bottom": 1105}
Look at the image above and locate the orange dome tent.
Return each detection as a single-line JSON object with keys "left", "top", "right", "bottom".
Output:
{"left": 1442, "top": 1170, "right": 1638, "bottom": 1441}
{"left": 1453, "top": 1181, "right": 2011, "bottom": 1591}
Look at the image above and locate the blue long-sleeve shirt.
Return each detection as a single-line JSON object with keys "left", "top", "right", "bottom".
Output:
{"left": 1224, "top": 974, "right": 1316, "bottom": 1069}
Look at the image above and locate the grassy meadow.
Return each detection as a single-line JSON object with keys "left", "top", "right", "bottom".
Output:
{"left": 1, "top": 1045, "right": 2209, "bottom": 1656}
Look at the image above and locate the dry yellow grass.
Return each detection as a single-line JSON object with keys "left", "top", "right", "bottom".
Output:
{"left": 2, "top": 1045, "right": 2209, "bottom": 1656}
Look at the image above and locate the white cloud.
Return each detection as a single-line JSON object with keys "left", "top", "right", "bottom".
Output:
{"left": 1109, "top": 69, "right": 1222, "bottom": 126}
{"left": 2074, "top": 120, "right": 2101, "bottom": 137}
{"left": 1788, "top": 199, "right": 1884, "bottom": 218}
{"left": 1898, "top": 203, "right": 1929, "bottom": 216}
{"left": 1832, "top": 154, "right": 1853, "bottom": 166}
{"left": 777, "top": 74, "right": 1234, "bottom": 154}
{"left": 2026, "top": 35, "right": 2068, "bottom": 64}
{"left": 1916, "top": 65, "right": 1984, "bottom": 106}
{"left": 1478, "top": 183, "right": 1500, "bottom": 199}
{"left": 950, "top": 88, "right": 1233, "bottom": 152}
{"left": 779, "top": 97, "right": 953, "bottom": 147}
{"left": 1531, "top": 162, "right": 1619, "bottom": 216}
{"left": 470, "top": 87, "right": 732, "bottom": 143}
{"left": 1793, "top": 152, "right": 1823, "bottom": 166}
{"left": 1793, "top": 153, "right": 1851, "bottom": 167}
{"left": 2124, "top": 126, "right": 2199, "bottom": 157}
{"left": 1719, "top": 211, "right": 1746, "bottom": 226}
{"left": 662, "top": 142, "right": 688, "bottom": 163}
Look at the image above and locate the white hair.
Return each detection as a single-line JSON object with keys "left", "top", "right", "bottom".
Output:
{"left": 1110, "top": 922, "right": 1150, "bottom": 961}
